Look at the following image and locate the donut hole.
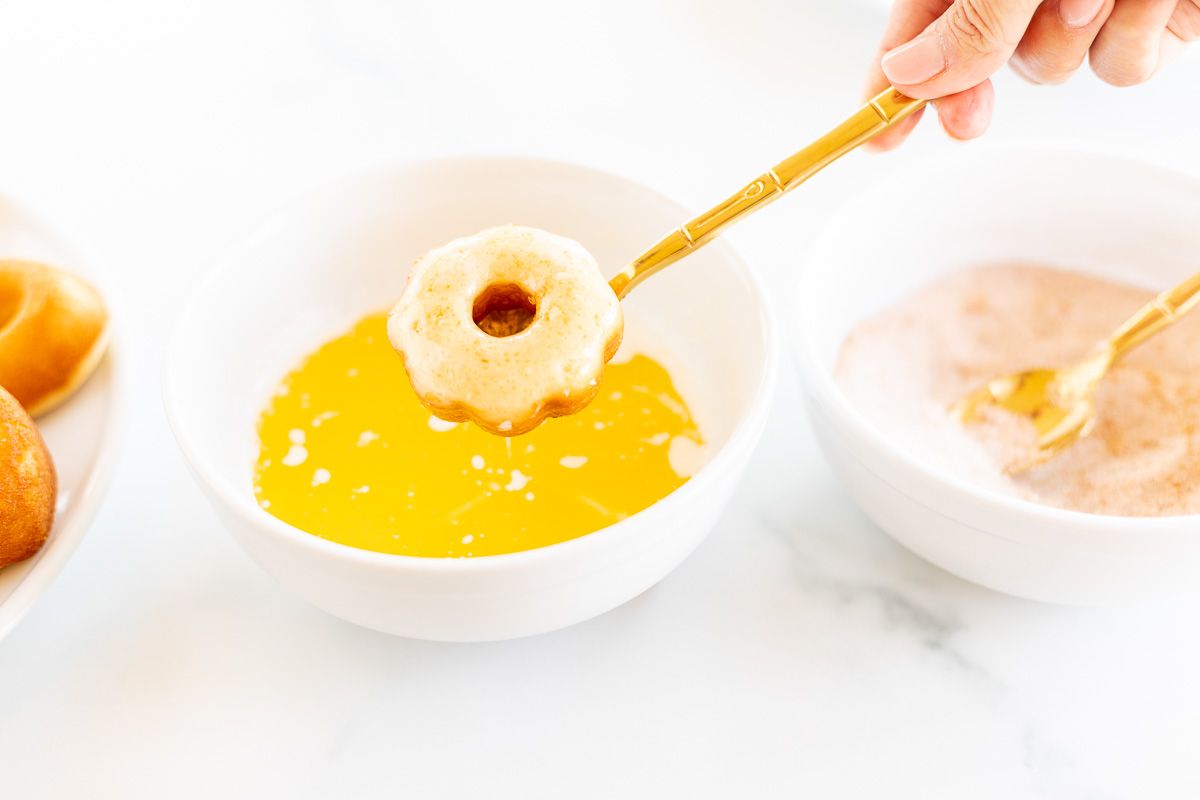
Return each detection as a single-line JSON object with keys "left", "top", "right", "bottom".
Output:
{"left": 472, "top": 282, "right": 537, "bottom": 337}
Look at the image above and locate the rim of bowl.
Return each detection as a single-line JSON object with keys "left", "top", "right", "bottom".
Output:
{"left": 0, "top": 196, "right": 126, "bottom": 639}
{"left": 796, "top": 141, "right": 1200, "bottom": 538}
{"left": 164, "top": 154, "right": 780, "bottom": 574}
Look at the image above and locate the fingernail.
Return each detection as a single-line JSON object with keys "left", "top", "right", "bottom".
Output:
{"left": 1059, "top": 0, "right": 1105, "bottom": 28}
{"left": 881, "top": 34, "right": 947, "bottom": 85}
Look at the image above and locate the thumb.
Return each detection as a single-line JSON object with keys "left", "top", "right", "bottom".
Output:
{"left": 881, "top": 0, "right": 1043, "bottom": 98}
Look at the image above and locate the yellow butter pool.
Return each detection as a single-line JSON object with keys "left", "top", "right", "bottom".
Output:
{"left": 254, "top": 312, "right": 704, "bottom": 557}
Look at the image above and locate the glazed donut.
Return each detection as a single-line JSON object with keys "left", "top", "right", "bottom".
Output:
{"left": 388, "top": 225, "right": 623, "bottom": 436}
{"left": 0, "top": 385, "right": 55, "bottom": 569}
{"left": 0, "top": 259, "right": 109, "bottom": 416}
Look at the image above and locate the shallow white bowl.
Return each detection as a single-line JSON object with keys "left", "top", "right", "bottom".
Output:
{"left": 796, "top": 146, "right": 1200, "bottom": 605}
{"left": 165, "top": 156, "right": 776, "bottom": 641}
{"left": 0, "top": 197, "right": 121, "bottom": 641}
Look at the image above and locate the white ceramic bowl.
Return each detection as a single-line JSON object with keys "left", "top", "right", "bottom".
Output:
{"left": 165, "top": 156, "right": 776, "bottom": 641}
{"left": 796, "top": 146, "right": 1200, "bottom": 605}
{"left": 0, "top": 197, "right": 122, "bottom": 641}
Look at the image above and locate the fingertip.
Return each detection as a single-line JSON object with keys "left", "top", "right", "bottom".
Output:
{"left": 880, "top": 33, "right": 949, "bottom": 88}
{"left": 1090, "top": 50, "right": 1159, "bottom": 86}
{"left": 936, "top": 81, "right": 994, "bottom": 141}
{"left": 1010, "top": 48, "right": 1078, "bottom": 86}
{"left": 1089, "top": 0, "right": 1176, "bottom": 87}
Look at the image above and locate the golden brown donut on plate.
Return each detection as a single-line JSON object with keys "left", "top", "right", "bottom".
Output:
{"left": 0, "top": 385, "right": 56, "bottom": 569}
{"left": 0, "top": 259, "right": 109, "bottom": 416}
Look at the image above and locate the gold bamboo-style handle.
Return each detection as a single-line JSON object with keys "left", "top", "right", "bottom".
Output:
{"left": 1107, "top": 271, "right": 1200, "bottom": 359}
{"left": 608, "top": 87, "right": 926, "bottom": 299}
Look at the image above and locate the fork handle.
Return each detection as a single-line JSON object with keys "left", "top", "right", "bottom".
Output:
{"left": 1107, "top": 271, "right": 1200, "bottom": 360}
{"left": 608, "top": 87, "right": 926, "bottom": 299}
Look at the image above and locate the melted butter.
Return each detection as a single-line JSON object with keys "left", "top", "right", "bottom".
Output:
{"left": 254, "top": 312, "right": 704, "bottom": 557}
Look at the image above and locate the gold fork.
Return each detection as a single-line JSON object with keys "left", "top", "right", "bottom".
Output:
{"left": 608, "top": 87, "right": 925, "bottom": 299}
{"left": 951, "top": 270, "right": 1200, "bottom": 471}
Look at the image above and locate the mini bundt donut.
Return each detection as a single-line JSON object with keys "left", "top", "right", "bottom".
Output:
{"left": 0, "top": 259, "right": 109, "bottom": 416}
{"left": 0, "top": 385, "right": 56, "bottom": 569}
{"left": 388, "top": 225, "right": 623, "bottom": 436}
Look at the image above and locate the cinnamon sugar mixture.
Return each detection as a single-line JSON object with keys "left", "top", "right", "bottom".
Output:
{"left": 835, "top": 265, "right": 1200, "bottom": 517}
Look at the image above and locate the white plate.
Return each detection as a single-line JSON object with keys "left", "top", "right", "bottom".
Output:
{"left": 0, "top": 197, "right": 122, "bottom": 641}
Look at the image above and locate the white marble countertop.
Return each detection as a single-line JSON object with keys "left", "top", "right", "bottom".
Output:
{"left": 2, "top": 1, "right": 1199, "bottom": 797}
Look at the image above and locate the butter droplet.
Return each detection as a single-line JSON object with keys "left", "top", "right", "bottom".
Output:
{"left": 668, "top": 436, "right": 707, "bottom": 478}
{"left": 428, "top": 416, "right": 458, "bottom": 432}
{"left": 282, "top": 445, "right": 308, "bottom": 466}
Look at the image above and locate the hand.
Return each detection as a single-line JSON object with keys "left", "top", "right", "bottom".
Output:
{"left": 865, "top": 0, "right": 1200, "bottom": 150}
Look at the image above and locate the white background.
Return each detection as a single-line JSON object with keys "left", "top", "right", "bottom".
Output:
{"left": 2, "top": 1, "right": 1199, "bottom": 797}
